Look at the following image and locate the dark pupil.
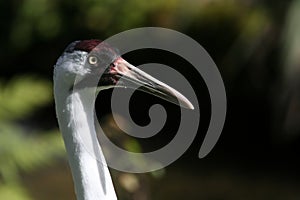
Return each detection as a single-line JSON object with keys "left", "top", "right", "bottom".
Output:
{"left": 90, "top": 57, "right": 97, "bottom": 64}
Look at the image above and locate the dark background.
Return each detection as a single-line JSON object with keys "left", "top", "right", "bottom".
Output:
{"left": 1, "top": 0, "right": 300, "bottom": 199}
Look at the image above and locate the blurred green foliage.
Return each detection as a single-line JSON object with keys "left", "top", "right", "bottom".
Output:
{"left": 0, "top": 77, "right": 52, "bottom": 121}
{"left": 0, "top": 76, "right": 65, "bottom": 200}
{"left": 4, "top": 0, "right": 270, "bottom": 50}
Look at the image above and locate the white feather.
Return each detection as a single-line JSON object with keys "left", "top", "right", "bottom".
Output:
{"left": 54, "top": 51, "right": 117, "bottom": 200}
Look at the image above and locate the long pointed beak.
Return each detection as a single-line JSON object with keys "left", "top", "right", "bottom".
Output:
{"left": 110, "top": 58, "right": 194, "bottom": 110}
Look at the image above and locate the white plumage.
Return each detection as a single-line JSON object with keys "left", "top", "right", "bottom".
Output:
{"left": 54, "top": 40, "right": 193, "bottom": 200}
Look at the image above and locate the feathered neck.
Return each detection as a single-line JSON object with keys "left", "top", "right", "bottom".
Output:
{"left": 54, "top": 82, "right": 117, "bottom": 200}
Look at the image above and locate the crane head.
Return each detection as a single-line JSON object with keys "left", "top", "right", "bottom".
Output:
{"left": 54, "top": 39, "right": 194, "bottom": 110}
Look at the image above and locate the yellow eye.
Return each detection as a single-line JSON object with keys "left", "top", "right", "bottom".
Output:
{"left": 88, "top": 56, "right": 98, "bottom": 65}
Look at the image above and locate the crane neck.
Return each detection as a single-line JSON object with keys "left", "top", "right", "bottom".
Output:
{"left": 54, "top": 84, "right": 117, "bottom": 200}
